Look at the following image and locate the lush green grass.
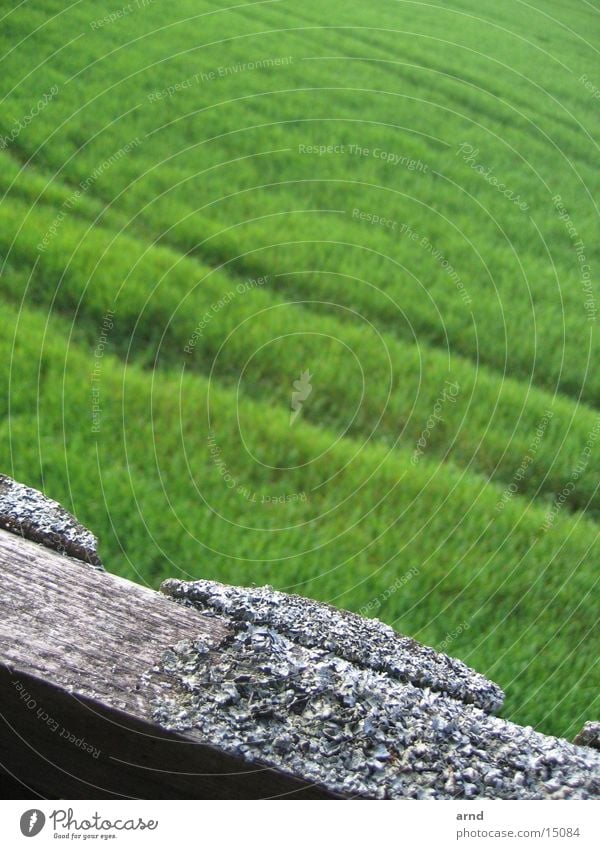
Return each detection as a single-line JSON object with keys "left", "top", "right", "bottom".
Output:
{"left": 2, "top": 198, "right": 600, "bottom": 517}
{"left": 1, "top": 299, "right": 598, "bottom": 736}
{"left": 0, "top": 0, "right": 598, "bottom": 738}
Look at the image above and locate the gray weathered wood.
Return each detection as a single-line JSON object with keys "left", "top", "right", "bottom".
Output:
{"left": 0, "top": 529, "right": 334, "bottom": 798}
{"left": 1, "top": 519, "right": 599, "bottom": 800}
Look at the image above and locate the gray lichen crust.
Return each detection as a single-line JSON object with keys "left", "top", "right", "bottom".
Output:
{"left": 574, "top": 721, "right": 600, "bottom": 751}
{"left": 0, "top": 474, "right": 102, "bottom": 568}
{"left": 149, "top": 608, "right": 600, "bottom": 799}
{"left": 160, "top": 578, "right": 504, "bottom": 713}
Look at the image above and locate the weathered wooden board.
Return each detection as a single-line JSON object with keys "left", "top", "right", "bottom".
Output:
{"left": 1, "top": 523, "right": 598, "bottom": 800}
{"left": 0, "top": 529, "right": 334, "bottom": 799}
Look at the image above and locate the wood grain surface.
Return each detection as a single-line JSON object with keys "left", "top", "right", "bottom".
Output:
{"left": 0, "top": 529, "right": 334, "bottom": 799}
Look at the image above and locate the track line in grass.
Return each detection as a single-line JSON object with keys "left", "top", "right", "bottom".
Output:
{"left": 2, "top": 224, "right": 600, "bottom": 528}
{"left": 1, "top": 296, "right": 597, "bottom": 735}
{"left": 0, "top": 146, "right": 592, "bottom": 428}
{"left": 1, "top": 0, "right": 599, "bottom": 738}
{"left": 2, "top": 27, "right": 596, "bottom": 404}
{"left": 4, "top": 137, "right": 591, "bottom": 406}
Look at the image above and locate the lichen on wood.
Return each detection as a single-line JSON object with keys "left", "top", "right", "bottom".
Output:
{"left": 0, "top": 474, "right": 102, "bottom": 567}
{"left": 574, "top": 722, "right": 600, "bottom": 751}
{"left": 153, "top": 578, "right": 600, "bottom": 800}
{"left": 160, "top": 578, "right": 504, "bottom": 712}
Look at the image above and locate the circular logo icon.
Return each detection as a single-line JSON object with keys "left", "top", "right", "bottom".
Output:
{"left": 19, "top": 810, "right": 45, "bottom": 837}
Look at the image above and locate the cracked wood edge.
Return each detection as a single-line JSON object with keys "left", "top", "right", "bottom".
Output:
{"left": 0, "top": 529, "right": 335, "bottom": 799}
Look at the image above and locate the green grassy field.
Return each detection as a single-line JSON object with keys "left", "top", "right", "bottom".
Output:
{"left": 0, "top": 0, "right": 598, "bottom": 739}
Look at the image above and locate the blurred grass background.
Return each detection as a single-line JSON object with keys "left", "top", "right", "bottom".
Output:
{"left": 0, "top": 0, "right": 598, "bottom": 738}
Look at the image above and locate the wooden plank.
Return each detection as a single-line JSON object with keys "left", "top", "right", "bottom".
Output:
{"left": 1, "top": 521, "right": 598, "bottom": 800}
{"left": 0, "top": 529, "right": 334, "bottom": 799}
